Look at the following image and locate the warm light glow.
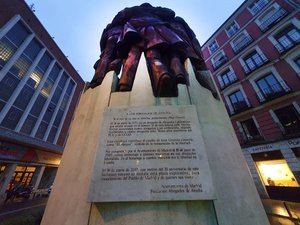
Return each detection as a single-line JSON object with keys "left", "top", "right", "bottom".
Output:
{"left": 256, "top": 159, "right": 299, "bottom": 187}
{"left": 0, "top": 43, "right": 14, "bottom": 61}
{"left": 30, "top": 71, "right": 42, "bottom": 88}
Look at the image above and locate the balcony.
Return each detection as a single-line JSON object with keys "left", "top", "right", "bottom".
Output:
{"left": 232, "top": 35, "right": 253, "bottom": 54}
{"left": 220, "top": 71, "right": 238, "bottom": 90}
{"left": 227, "top": 101, "right": 251, "bottom": 116}
{"left": 243, "top": 57, "right": 269, "bottom": 75}
{"left": 212, "top": 56, "right": 228, "bottom": 71}
{"left": 241, "top": 134, "right": 265, "bottom": 146}
{"left": 259, "top": 9, "right": 287, "bottom": 32}
{"left": 274, "top": 39, "right": 300, "bottom": 54}
{"left": 256, "top": 81, "right": 291, "bottom": 103}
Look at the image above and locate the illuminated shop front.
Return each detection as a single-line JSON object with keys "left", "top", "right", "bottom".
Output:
{"left": 251, "top": 149, "right": 300, "bottom": 202}
{"left": 0, "top": 140, "right": 61, "bottom": 196}
{"left": 256, "top": 159, "right": 299, "bottom": 187}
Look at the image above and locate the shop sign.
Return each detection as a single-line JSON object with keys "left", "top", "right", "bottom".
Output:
{"left": 0, "top": 141, "right": 61, "bottom": 165}
{"left": 245, "top": 137, "right": 300, "bottom": 154}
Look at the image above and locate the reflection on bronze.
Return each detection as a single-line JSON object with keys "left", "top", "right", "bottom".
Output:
{"left": 89, "top": 3, "right": 218, "bottom": 98}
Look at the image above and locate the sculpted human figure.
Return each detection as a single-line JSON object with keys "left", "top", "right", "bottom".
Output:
{"left": 89, "top": 3, "right": 218, "bottom": 98}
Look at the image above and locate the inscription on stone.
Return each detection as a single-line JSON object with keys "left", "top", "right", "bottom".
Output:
{"left": 88, "top": 105, "right": 215, "bottom": 202}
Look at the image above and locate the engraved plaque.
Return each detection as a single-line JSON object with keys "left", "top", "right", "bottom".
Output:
{"left": 88, "top": 105, "right": 215, "bottom": 202}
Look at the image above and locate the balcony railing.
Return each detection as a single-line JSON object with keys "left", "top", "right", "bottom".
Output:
{"left": 256, "top": 81, "right": 291, "bottom": 103}
{"left": 232, "top": 35, "right": 253, "bottom": 54}
{"left": 212, "top": 56, "right": 228, "bottom": 71}
{"left": 283, "top": 122, "right": 300, "bottom": 136}
{"left": 227, "top": 101, "right": 251, "bottom": 116}
{"left": 242, "top": 134, "right": 264, "bottom": 145}
{"left": 259, "top": 9, "right": 287, "bottom": 32}
{"left": 220, "top": 71, "right": 238, "bottom": 90}
{"left": 274, "top": 39, "right": 300, "bottom": 54}
{"left": 243, "top": 56, "right": 269, "bottom": 75}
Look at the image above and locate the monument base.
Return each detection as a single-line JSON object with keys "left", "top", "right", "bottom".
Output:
{"left": 41, "top": 57, "right": 269, "bottom": 225}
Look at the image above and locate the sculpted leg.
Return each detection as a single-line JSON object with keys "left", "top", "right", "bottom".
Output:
{"left": 170, "top": 53, "right": 188, "bottom": 85}
{"left": 119, "top": 46, "right": 142, "bottom": 91}
{"left": 145, "top": 48, "right": 176, "bottom": 97}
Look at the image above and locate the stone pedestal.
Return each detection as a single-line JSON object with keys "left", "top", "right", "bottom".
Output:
{"left": 41, "top": 56, "right": 270, "bottom": 225}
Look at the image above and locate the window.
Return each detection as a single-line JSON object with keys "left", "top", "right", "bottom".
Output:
{"left": 249, "top": 0, "right": 269, "bottom": 15}
{"left": 5, "top": 21, "right": 30, "bottom": 47}
{"left": 274, "top": 105, "right": 300, "bottom": 135}
{"left": 0, "top": 37, "right": 17, "bottom": 69}
{"left": 240, "top": 118, "right": 262, "bottom": 142}
{"left": 228, "top": 90, "right": 249, "bottom": 113}
{"left": 212, "top": 52, "right": 228, "bottom": 70}
{"left": 232, "top": 33, "right": 253, "bottom": 53}
{"left": 0, "top": 21, "right": 31, "bottom": 70}
{"left": 20, "top": 115, "right": 37, "bottom": 135}
{"left": 0, "top": 106, "right": 23, "bottom": 129}
{"left": 243, "top": 50, "right": 267, "bottom": 74}
{"left": 256, "top": 159, "right": 299, "bottom": 187}
{"left": 255, "top": 74, "right": 286, "bottom": 101}
{"left": 217, "top": 69, "right": 238, "bottom": 89}
{"left": 209, "top": 40, "right": 219, "bottom": 54}
{"left": 226, "top": 21, "right": 239, "bottom": 37}
{"left": 274, "top": 25, "right": 300, "bottom": 53}
{"left": 258, "top": 4, "right": 287, "bottom": 32}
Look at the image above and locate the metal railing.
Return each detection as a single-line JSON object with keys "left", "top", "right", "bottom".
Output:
{"left": 220, "top": 71, "right": 238, "bottom": 89}
{"left": 243, "top": 56, "right": 269, "bottom": 74}
{"left": 226, "top": 101, "right": 251, "bottom": 116}
{"left": 256, "top": 81, "right": 291, "bottom": 103}
{"left": 212, "top": 55, "right": 228, "bottom": 71}
{"left": 274, "top": 38, "right": 300, "bottom": 54}
{"left": 232, "top": 35, "right": 253, "bottom": 54}
{"left": 259, "top": 9, "right": 287, "bottom": 32}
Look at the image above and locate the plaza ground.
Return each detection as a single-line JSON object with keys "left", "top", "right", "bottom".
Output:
{"left": 0, "top": 197, "right": 298, "bottom": 225}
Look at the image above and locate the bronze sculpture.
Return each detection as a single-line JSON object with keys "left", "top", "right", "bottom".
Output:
{"left": 89, "top": 3, "right": 218, "bottom": 98}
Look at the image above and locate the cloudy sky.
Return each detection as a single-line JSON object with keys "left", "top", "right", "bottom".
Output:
{"left": 25, "top": 0, "right": 245, "bottom": 81}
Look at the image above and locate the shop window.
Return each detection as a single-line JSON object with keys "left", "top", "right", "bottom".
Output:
{"left": 209, "top": 40, "right": 219, "bottom": 54}
{"left": 226, "top": 21, "right": 239, "bottom": 37}
{"left": 274, "top": 105, "right": 300, "bottom": 135}
{"left": 228, "top": 90, "right": 249, "bottom": 114}
{"left": 240, "top": 118, "right": 263, "bottom": 142}
{"left": 9, "top": 166, "right": 36, "bottom": 189}
{"left": 243, "top": 50, "right": 268, "bottom": 74}
{"left": 256, "top": 159, "right": 299, "bottom": 187}
{"left": 248, "top": 0, "right": 269, "bottom": 15}
{"left": 255, "top": 73, "right": 287, "bottom": 102}
{"left": 274, "top": 25, "right": 300, "bottom": 53}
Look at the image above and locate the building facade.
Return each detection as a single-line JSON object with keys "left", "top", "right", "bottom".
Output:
{"left": 201, "top": 0, "right": 300, "bottom": 202}
{"left": 0, "top": 0, "right": 84, "bottom": 199}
